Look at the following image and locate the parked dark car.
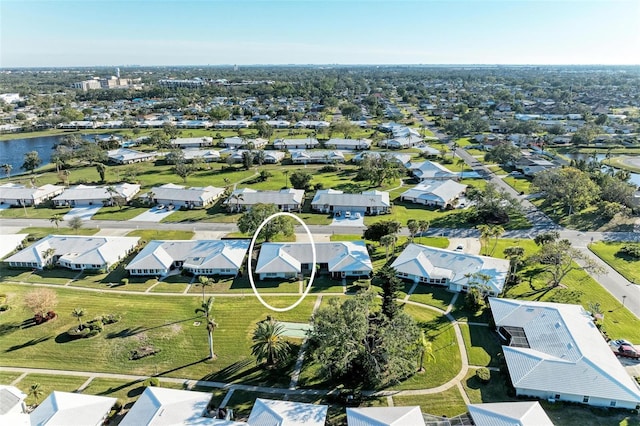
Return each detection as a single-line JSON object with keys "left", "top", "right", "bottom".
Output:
{"left": 617, "top": 345, "right": 640, "bottom": 359}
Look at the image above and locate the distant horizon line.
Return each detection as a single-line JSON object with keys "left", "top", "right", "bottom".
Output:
{"left": 2, "top": 63, "right": 639, "bottom": 70}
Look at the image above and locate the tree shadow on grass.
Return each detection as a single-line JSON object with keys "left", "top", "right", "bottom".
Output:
{"left": 201, "top": 359, "right": 253, "bottom": 383}
{"left": 153, "top": 357, "right": 210, "bottom": 378}
{"left": 5, "top": 336, "right": 52, "bottom": 352}
{"left": 105, "top": 316, "right": 200, "bottom": 339}
{"left": 0, "top": 322, "right": 21, "bottom": 337}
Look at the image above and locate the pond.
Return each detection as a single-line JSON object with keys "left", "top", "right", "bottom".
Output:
{"left": 564, "top": 152, "right": 640, "bottom": 188}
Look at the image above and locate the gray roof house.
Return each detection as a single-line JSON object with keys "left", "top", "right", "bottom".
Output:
{"left": 224, "top": 188, "right": 305, "bottom": 212}
{"left": 126, "top": 239, "right": 249, "bottom": 277}
{"left": 107, "top": 148, "right": 157, "bottom": 165}
{"left": 148, "top": 183, "right": 225, "bottom": 208}
{"left": 346, "top": 406, "right": 425, "bottom": 426}
{"left": 325, "top": 138, "right": 372, "bottom": 150}
{"left": 5, "top": 235, "right": 139, "bottom": 271}
{"left": 489, "top": 297, "right": 640, "bottom": 409}
{"left": 273, "top": 138, "right": 320, "bottom": 150}
{"left": 0, "top": 385, "right": 28, "bottom": 424}
{"left": 248, "top": 398, "right": 327, "bottom": 426}
{"left": 408, "top": 161, "right": 459, "bottom": 181}
{"left": 352, "top": 152, "right": 412, "bottom": 166}
{"left": 400, "top": 180, "right": 467, "bottom": 208}
{"left": 30, "top": 391, "right": 116, "bottom": 426}
{"left": 515, "top": 156, "right": 557, "bottom": 177}
{"left": 0, "top": 183, "right": 64, "bottom": 207}
{"left": 290, "top": 149, "right": 345, "bottom": 164}
{"left": 467, "top": 401, "right": 554, "bottom": 426}
{"left": 182, "top": 149, "right": 221, "bottom": 163}
{"left": 380, "top": 134, "right": 423, "bottom": 149}
{"left": 222, "top": 136, "right": 268, "bottom": 149}
{"left": 0, "top": 233, "right": 28, "bottom": 260}
{"left": 311, "top": 189, "right": 391, "bottom": 215}
{"left": 255, "top": 241, "right": 372, "bottom": 280}
{"left": 52, "top": 183, "right": 140, "bottom": 207}
{"left": 170, "top": 137, "right": 214, "bottom": 149}
{"left": 391, "top": 244, "right": 509, "bottom": 296}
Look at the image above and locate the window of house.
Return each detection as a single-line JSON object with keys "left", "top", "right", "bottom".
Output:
{"left": 554, "top": 394, "right": 560, "bottom": 400}
{"left": 583, "top": 396, "right": 589, "bottom": 403}
{"left": 610, "top": 401, "right": 616, "bottom": 407}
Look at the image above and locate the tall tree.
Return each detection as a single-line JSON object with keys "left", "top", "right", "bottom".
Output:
{"left": 376, "top": 266, "right": 402, "bottom": 319}
{"left": 532, "top": 167, "right": 598, "bottom": 214}
{"left": 407, "top": 219, "right": 419, "bottom": 242}
{"left": 227, "top": 193, "right": 244, "bottom": 213}
{"left": 68, "top": 216, "right": 83, "bottom": 233}
{"left": 251, "top": 318, "right": 291, "bottom": 367}
{"left": 95, "top": 163, "right": 106, "bottom": 183}
{"left": 72, "top": 307, "right": 86, "bottom": 329}
{"left": 418, "top": 220, "right": 430, "bottom": 244}
{"left": 22, "top": 151, "right": 42, "bottom": 173}
{"left": 196, "top": 276, "right": 213, "bottom": 303}
{"left": 468, "top": 182, "right": 521, "bottom": 224}
{"left": 416, "top": 330, "right": 435, "bottom": 372}
{"left": 24, "top": 288, "right": 58, "bottom": 317}
{"left": 241, "top": 150, "right": 254, "bottom": 170}
{"left": 380, "top": 234, "right": 397, "bottom": 261}
{"left": 195, "top": 297, "right": 218, "bottom": 360}
{"left": 174, "top": 162, "right": 193, "bottom": 183}
{"left": 237, "top": 203, "right": 294, "bottom": 242}
{"left": 503, "top": 246, "right": 525, "bottom": 276}
{"left": 49, "top": 214, "right": 62, "bottom": 229}
{"left": 28, "top": 383, "right": 44, "bottom": 406}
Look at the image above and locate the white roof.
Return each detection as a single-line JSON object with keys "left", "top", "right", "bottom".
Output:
{"left": 489, "top": 298, "right": 640, "bottom": 404}
{"left": 0, "top": 234, "right": 28, "bottom": 260}
{"left": 352, "top": 152, "right": 411, "bottom": 166}
{"left": 467, "top": 401, "right": 554, "bottom": 426}
{"left": 346, "top": 406, "right": 425, "bottom": 426}
{"left": 408, "top": 161, "right": 457, "bottom": 180}
{"left": 30, "top": 391, "right": 116, "bottom": 426}
{"left": 126, "top": 240, "right": 249, "bottom": 272}
{"left": 0, "top": 183, "right": 64, "bottom": 201}
{"left": 311, "top": 189, "right": 390, "bottom": 209}
{"left": 107, "top": 148, "right": 156, "bottom": 162}
{"left": 256, "top": 241, "right": 372, "bottom": 274}
{"left": 53, "top": 183, "right": 140, "bottom": 202}
{"left": 151, "top": 184, "right": 224, "bottom": 203}
{"left": 273, "top": 138, "right": 319, "bottom": 148}
{"left": 183, "top": 149, "right": 221, "bottom": 161}
{"left": 247, "top": 398, "right": 327, "bottom": 426}
{"left": 325, "top": 138, "right": 372, "bottom": 147}
{"left": 120, "top": 387, "right": 238, "bottom": 426}
{"left": 6, "top": 235, "right": 140, "bottom": 268}
{"left": 0, "top": 385, "right": 26, "bottom": 416}
{"left": 391, "top": 244, "right": 509, "bottom": 294}
{"left": 290, "top": 150, "right": 345, "bottom": 162}
{"left": 401, "top": 180, "right": 467, "bottom": 204}
{"left": 171, "top": 137, "right": 213, "bottom": 145}
{"left": 223, "top": 136, "right": 268, "bottom": 147}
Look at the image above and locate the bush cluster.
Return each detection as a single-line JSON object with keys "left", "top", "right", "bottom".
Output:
{"left": 618, "top": 244, "right": 640, "bottom": 259}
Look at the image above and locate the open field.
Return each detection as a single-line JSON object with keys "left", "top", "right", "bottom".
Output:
{"left": 392, "top": 387, "right": 468, "bottom": 418}
{"left": 589, "top": 241, "right": 640, "bottom": 284}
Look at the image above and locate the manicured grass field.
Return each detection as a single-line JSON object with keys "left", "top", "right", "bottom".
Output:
{"left": 16, "top": 373, "right": 88, "bottom": 405}
{"left": 502, "top": 176, "right": 532, "bottom": 194}
{"left": 0, "top": 205, "right": 71, "bottom": 219}
{"left": 0, "top": 371, "right": 22, "bottom": 384}
{"left": 126, "top": 229, "right": 195, "bottom": 240}
{"left": 19, "top": 226, "right": 99, "bottom": 240}
{"left": 589, "top": 241, "right": 640, "bottom": 284}
{"left": 91, "top": 205, "right": 148, "bottom": 221}
{"left": 0, "top": 284, "right": 315, "bottom": 385}
{"left": 408, "top": 285, "right": 455, "bottom": 311}
{"left": 459, "top": 324, "right": 502, "bottom": 368}
{"left": 392, "top": 386, "right": 468, "bottom": 418}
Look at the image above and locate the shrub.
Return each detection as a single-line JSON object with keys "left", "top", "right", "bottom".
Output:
{"left": 130, "top": 346, "right": 161, "bottom": 360}
{"left": 0, "top": 304, "right": 9, "bottom": 312}
{"left": 618, "top": 244, "right": 640, "bottom": 259}
{"left": 319, "top": 165, "right": 339, "bottom": 173}
{"left": 67, "top": 326, "right": 91, "bottom": 338}
{"left": 143, "top": 377, "right": 160, "bottom": 387}
{"left": 476, "top": 367, "right": 491, "bottom": 383}
{"left": 112, "top": 399, "right": 123, "bottom": 413}
{"left": 121, "top": 278, "right": 129, "bottom": 286}
{"left": 101, "top": 313, "right": 121, "bottom": 324}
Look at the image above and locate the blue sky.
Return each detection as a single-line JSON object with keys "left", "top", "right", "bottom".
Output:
{"left": 1, "top": 0, "right": 638, "bottom": 67}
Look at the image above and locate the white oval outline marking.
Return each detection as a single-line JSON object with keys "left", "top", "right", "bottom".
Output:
{"left": 247, "top": 212, "right": 316, "bottom": 312}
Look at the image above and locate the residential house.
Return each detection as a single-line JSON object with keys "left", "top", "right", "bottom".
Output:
{"left": 57, "top": 121, "right": 100, "bottom": 129}
{"left": 400, "top": 180, "right": 467, "bottom": 208}
{"left": 222, "top": 136, "right": 268, "bottom": 149}
{"left": 5, "top": 235, "right": 139, "bottom": 271}
{"left": 273, "top": 138, "right": 320, "bottom": 150}
{"left": 265, "top": 119, "right": 290, "bottom": 128}
{"left": 290, "top": 149, "right": 345, "bottom": 164}
{"left": 248, "top": 398, "right": 327, "bottom": 426}
{"left": 126, "top": 239, "right": 249, "bottom": 277}
{"left": 224, "top": 188, "right": 305, "bottom": 212}
{"left": 346, "top": 406, "right": 425, "bottom": 426}
{"left": 0, "top": 385, "right": 28, "bottom": 425}
{"left": 294, "top": 120, "right": 330, "bottom": 129}
{"left": 311, "top": 189, "right": 391, "bottom": 215}
{"left": 0, "top": 183, "right": 64, "bottom": 207}
{"left": 0, "top": 233, "right": 28, "bottom": 260}
{"left": 261, "top": 150, "right": 286, "bottom": 164}
{"left": 214, "top": 120, "right": 252, "bottom": 129}
{"left": 514, "top": 156, "right": 556, "bottom": 177}
{"left": 408, "top": 161, "right": 459, "bottom": 181}
{"left": 489, "top": 297, "right": 640, "bottom": 409}
{"left": 467, "top": 401, "right": 554, "bottom": 426}
{"left": 170, "top": 137, "right": 214, "bottom": 149}
{"left": 324, "top": 138, "right": 372, "bottom": 150}
{"left": 183, "top": 149, "right": 221, "bottom": 163}
{"left": 52, "top": 183, "right": 140, "bottom": 207}
{"left": 255, "top": 241, "right": 373, "bottom": 280}
{"left": 30, "top": 391, "right": 116, "bottom": 426}
{"left": 380, "top": 134, "right": 423, "bottom": 149}
{"left": 391, "top": 244, "right": 509, "bottom": 296}
{"left": 148, "top": 183, "right": 225, "bottom": 209}
{"left": 121, "top": 387, "right": 244, "bottom": 426}
{"left": 107, "top": 148, "right": 157, "bottom": 165}
{"left": 352, "top": 152, "right": 412, "bottom": 166}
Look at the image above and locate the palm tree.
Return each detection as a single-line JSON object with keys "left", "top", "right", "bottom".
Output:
{"left": 228, "top": 193, "right": 244, "bottom": 213}
{"left": 196, "top": 275, "right": 213, "bottom": 303}
{"left": 50, "top": 214, "right": 62, "bottom": 229}
{"left": 418, "top": 220, "right": 430, "bottom": 244}
{"left": 105, "top": 185, "right": 118, "bottom": 207}
{"left": 283, "top": 170, "right": 289, "bottom": 188}
{"left": 251, "top": 318, "right": 290, "bottom": 367}
{"left": 195, "top": 297, "right": 217, "bottom": 359}
{"left": 417, "top": 330, "right": 435, "bottom": 372}
{"left": 42, "top": 248, "right": 56, "bottom": 267}
{"left": 477, "top": 224, "right": 503, "bottom": 256}
{"left": 503, "top": 246, "right": 525, "bottom": 277}
{"left": 72, "top": 307, "right": 86, "bottom": 329}
{"left": 380, "top": 234, "right": 397, "bottom": 261}
{"left": 407, "top": 219, "right": 419, "bottom": 242}
{"left": 28, "top": 383, "right": 44, "bottom": 406}
{"left": 1, "top": 163, "right": 12, "bottom": 178}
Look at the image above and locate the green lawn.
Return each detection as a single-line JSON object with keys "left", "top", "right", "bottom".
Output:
{"left": 19, "top": 227, "right": 99, "bottom": 240}
{"left": 79, "top": 377, "right": 148, "bottom": 411}
{"left": 126, "top": 229, "right": 195, "bottom": 241}
{"left": 541, "top": 402, "right": 640, "bottom": 426}
{"left": 589, "top": 241, "right": 640, "bottom": 284}
{"left": 462, "top": 368, "right": 516, "bottom": 404}
{"left": 408, "top": 284, "right": 455, "bottom": 311}
{"left": 0, "top": 205, "right": 71, "bottom": 219}
{"left": 459, "top": 324, "right": 502, "bottom": 368}
{"left": 0, "top": 284, "right": 315, "bottom": 385}
{"left": 502, "top": 176, "right": 532, "bottom": 194}
{"left": 16, "top": 373, "right": 89, "bottom": 405}
{"left": 91, "top": 205, "right": 148, "bottom": 221}
{"left": 392, "top": 386, "right": 468, "bottom": 418}
{"left": 0, "top": 371, "right": 22, "bottom": 385}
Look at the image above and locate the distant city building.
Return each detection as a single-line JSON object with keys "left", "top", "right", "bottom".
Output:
{"left": 158, "top": 78, "right": 207, "bottom": 88}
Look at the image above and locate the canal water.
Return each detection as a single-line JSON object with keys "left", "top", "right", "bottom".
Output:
{"left": 564, "top": 152, "right": 640, "bottom": 187}
{"left": 0, "top": 134, "right": 111, "bottom": 174}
